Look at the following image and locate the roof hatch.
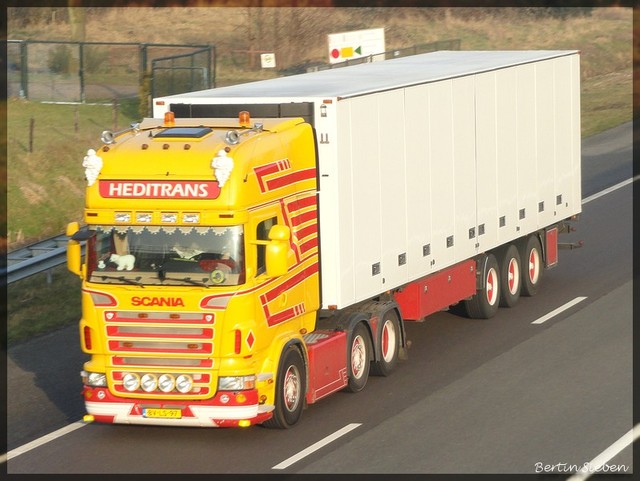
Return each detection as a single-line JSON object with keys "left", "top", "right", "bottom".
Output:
{"left": 155, "top": 127, "right": 213, "bottom": 138}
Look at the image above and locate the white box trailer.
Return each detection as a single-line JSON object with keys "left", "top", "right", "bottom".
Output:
{"left": 153, "top": 50, "right": 581, "bottom": 312}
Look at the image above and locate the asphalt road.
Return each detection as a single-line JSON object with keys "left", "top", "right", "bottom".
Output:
{"left": 5, "top": 121, "right": 634, "bottom": 475}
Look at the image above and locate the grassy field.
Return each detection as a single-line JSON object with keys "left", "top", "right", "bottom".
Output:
{"left": 6, "top": 6, "right": 632, "bottom": 345}
{"left": 6, "top": 98, "right": 138, "bottom": 246}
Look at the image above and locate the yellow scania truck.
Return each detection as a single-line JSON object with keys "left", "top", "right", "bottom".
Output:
{"left": 67, "top": 50, "right": 581, "bottom": 428}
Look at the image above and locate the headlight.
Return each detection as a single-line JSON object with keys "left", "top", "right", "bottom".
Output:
{"left": 218, "top": 375, "right": 256, "bottom": 391}
{"left": 158, "top": 374, "right": 176, "bottom": 393}
{"left": 140, "top": 373, "right": 158, "bottom": 392}
{"left": 122, "top": 372, "right": 140, "bottom": 392}
{"left": 175, "top": 374, "right": 193, "bottom": 393}
{"left": 82, "top": 370, "right": 107, "bottom": 387}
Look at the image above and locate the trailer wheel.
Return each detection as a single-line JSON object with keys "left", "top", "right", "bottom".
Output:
{"left": 498, "top": 244, "right": 521, "bottom": 307}
{"left": 371, "top": 309, "right": 401, "bottom": 376}
{"left": 464, "top": 253, "right": 500, "bottom": 319}
{"left": 345, "top": 323, "right": 372, "bottom": 392}
{"left": 519, "top": 235, "right": 543, "bottom": 297}
{"left": 263, "top": 345, "right": 306, "bottom": 429}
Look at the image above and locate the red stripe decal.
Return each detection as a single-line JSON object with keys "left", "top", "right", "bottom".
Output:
{"left": 267, "top": 303, "right": 307, "bottom": 327}
{"left": 254, "top": 159, "right": 292, "bottom": 193}
{"left": 291, "top": 210, "right": 317, "bottom": 226}
{"left": 299, "top": 238, "right": 318, "bottom": 255}
{"left": 260, "top": 263, "right": 318, "bottom": 304}
{"left": 287, "top": 195, "right": 317, "bottom": 213}
{"left": 295, "top": 223, "right": 318, "bottom": 240}
{"left": 265, "top": 168, "right": 316, "bottom": 191}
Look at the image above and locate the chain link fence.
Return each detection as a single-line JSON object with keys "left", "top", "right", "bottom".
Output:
{"left": 7, "top": 38, "right": 457, "bottom": 106}
{"left": 7, "top": 40, "right": 215, "bottom": 105}
{"left": 151, "top": 47, "right": 213, "bottom": 99}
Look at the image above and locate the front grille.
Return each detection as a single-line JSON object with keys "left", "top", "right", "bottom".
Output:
{"left": 113, "top": 356, "right": 211, "bottom": 367}
{"left": 107, "top": 325, "right": 212, "bottom": 338}
{"left": 105, "top": 310, "right": 216, "bottom": 398}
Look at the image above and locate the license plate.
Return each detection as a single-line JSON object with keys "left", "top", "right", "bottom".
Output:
{"left": 143, "top": 408, "right": 182, "bottom": 419}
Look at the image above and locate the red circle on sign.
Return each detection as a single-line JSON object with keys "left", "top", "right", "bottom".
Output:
{"left": 331, "top": 49, "right": 340, "bottom": 59}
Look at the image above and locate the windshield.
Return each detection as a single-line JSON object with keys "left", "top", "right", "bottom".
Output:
{"left": 87, "top": 225, "right": 245, "bottom": 287}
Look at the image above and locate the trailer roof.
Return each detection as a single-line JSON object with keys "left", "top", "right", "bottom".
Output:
{"left": 163, "top": 50, "right": 578, "bottom": 101}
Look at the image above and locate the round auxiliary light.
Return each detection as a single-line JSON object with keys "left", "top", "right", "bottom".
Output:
{"left": 140, "top": 373, "right": 158, "bottom": 392}
{"left": 176, "top": 374, "right": 194, "bottom": 394}
{"left": 158, "top": 374, "right": 176, "bottom": 393}
{"left": 122, "top": 372, "right": 141, "bottom": 392}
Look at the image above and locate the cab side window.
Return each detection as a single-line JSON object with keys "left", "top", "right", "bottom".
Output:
{"left": 256, "top": 217, "right": 277, "bottom": 275}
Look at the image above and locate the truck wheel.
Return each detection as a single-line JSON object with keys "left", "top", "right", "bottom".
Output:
{"left": 263, "top": 345, "right": 306, "bottom": 429}
{"left": 464, "top": 253, "right": 500, "bottom": 319}
{"left": 345, "top": 323, "right": 371, "bottom": 392}
{"left": 519, "top": 235, "right": 543, "bottom": 297}
{"left": 371, "top": 309, "right": 401, "bottom": 376}
{"left": 498, "top": 244, "right": 521, "bottom": 307}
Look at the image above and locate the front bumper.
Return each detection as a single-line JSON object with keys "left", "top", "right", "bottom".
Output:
{"left": 83, "top": 386, "right": 274, "bottom": 427}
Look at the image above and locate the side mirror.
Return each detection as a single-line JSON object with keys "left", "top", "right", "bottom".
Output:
{"left": 66, "top": 222, "right": 85, "bottom": 278}
{"left": 265, "top": 225, "right": 291, "bottom": 278}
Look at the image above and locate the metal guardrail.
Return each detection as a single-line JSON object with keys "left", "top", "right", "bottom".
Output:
{"left": 3, "top": 233, "right": 79, "bottom": 285}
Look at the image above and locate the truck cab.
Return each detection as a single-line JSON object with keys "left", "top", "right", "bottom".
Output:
{"left": 68, "top": 112, "right": 322, "bottom": 427}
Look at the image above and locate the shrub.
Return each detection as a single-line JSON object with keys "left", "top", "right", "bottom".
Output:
{"left": 48, "top": 44, "right": 72, "bottom": 74}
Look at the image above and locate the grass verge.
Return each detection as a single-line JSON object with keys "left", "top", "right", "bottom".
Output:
{"left": 7, "top": 265, "right": 82, "bottom": 346}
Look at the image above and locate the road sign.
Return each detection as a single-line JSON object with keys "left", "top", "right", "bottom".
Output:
{"left": 261, "top": 53, "right": 276, "bottom": 68}
{"left": 327, "top": 28, "right": 385, "bottom": 64}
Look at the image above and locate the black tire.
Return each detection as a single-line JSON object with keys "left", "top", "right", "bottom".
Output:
{"left": 371, "top": 309, "right": 401, "bottom": 376}
{"left": 263, "top": 345, "right": 306, "bottom": 429}
{"left": 464, "top": 253, "right": 500, "bottom": 319}
{"left": 498, "top": 244, "right": 521, "bottom": 308}
{"left": 519, "top": 235, "right": 543, "bottom": 297}
{"left": 344, "top": 323, "right": 372, "bottom": 393}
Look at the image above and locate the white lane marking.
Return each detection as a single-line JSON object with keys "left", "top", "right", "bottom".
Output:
{"left": 566, "top": 423, "right": 640, "bottom": 481}
{"left": 2, "top": 421, "right": 87, "bottom": 463}
{"left": 531, "top": 297, "right": 587, "bottom": 325}
{"left": 272, "top": 423, "right": 362, "bottom": 470}
{"left": 582, "top": 176, "right": 638, "bottom": 205}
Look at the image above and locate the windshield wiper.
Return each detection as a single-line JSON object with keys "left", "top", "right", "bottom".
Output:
{"left": 156, "top": 268, "right": 209, "bottom": 287}
{"left": 99, "top": 275, "right": 145, "bottom": 287}
{"left": 161, "top": 276, "right": 210, "bottom": 288}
